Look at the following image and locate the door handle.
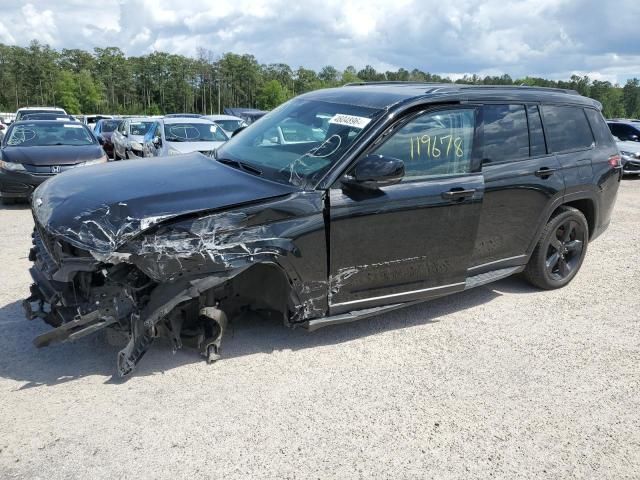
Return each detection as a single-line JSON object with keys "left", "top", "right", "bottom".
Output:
{"left": 441, "top": 188, "right": 476, "bottom": 200}
{"left": 535, "top": 167, "right": 557, "bottom": 177}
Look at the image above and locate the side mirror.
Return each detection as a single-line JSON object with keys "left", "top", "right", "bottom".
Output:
{"left": 232, "top": 126, "right": 246, "bottom": 137}
{"left": 629, "top": 134, "right": 639, "bottom": 142}
{"left": 123, "top": 131, "right": 128, "bottom": 137}
{"left": 153, "top": 136, "right": 162, "bottom": 146}
{"left": 343, "top": 153, "right": 405, "bottom": 190}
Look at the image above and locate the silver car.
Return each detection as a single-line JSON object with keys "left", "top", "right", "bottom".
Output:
{"left": 202, "top": 114, "right": 247, "bottom": 137}
{"left": 615, "top": 138, "right": 640, "bottom": 175}
{"left": 112, "top": 117, "right": 155, "bottom": 160}
{"left": 142, "top": 117, "right": 228, "bottom": 158}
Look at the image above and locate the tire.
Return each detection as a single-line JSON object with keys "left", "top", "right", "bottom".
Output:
{"left": 524, "top": 206, "right": 589, "bottom": 290}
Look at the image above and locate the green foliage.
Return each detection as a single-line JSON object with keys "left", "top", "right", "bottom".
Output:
{"left": 256, "top": 80, "right": 290, "bottom": 110}
{"left": 54, "top": 70, "right": 80, "bottom": 113}
{"left": 0, "top": 41, "right": 638, "bottom": 118}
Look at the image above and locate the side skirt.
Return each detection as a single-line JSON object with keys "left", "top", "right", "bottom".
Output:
{"left": 300, "top": 266, "right": 525, "bottom": 332}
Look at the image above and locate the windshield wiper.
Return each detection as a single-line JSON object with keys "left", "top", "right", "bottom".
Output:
{"left": 216, "top": 158, "right": 262, "bottom": 176}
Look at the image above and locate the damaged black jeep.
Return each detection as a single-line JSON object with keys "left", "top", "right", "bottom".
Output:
{"left": 24, "top": 83, "right": 621, "bottom": 376}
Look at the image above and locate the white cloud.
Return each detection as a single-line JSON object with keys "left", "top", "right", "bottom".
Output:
{"left": 1, "top": 0, "right": 639, "bottom": 84}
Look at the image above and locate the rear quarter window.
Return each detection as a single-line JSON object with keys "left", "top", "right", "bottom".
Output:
{"left": 585, "top": 109, "right": 615, "bottom": 147}
{"left": 542, "top": 105, "right": 594, "bottom": 153}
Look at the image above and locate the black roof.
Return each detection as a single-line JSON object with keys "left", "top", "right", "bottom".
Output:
{"left": 300, "top": 82, "right": 601, "bottom": 110}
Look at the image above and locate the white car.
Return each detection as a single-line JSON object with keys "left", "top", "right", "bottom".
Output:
{"left": 615, "top": 137, "right": 640, "bottom": 175}
{"left": 142, "top": 117, "right": 229, "bottom": 158}
{"left": 14, "top": 106, "right": 67, "bottom": 122}
{"left": 203, "top": 115, "right": 248, "bottom": 137}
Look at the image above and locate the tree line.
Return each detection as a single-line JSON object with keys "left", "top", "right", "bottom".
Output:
{"left": 1, "top": 40, "right": 640, "bottom": 118}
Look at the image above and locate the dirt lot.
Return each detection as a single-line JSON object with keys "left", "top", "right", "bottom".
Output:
{"left": 0, "top": 180, "right": 639, "bottom": 479}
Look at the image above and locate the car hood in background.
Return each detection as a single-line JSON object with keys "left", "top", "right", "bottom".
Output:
{"left": 1, "top": 145, "right": 104, "bottom": 166}
{"left": 616, "top": 140, "right": 640, "bottom": 154}
{"left": 32, "top": 153, "right": 297, "bottom": 253}
{"left": 127, "top": 135, "right": 146, "bottom": 144}
{"left": 168, "top": 141, "right": 226, "bottom": 154}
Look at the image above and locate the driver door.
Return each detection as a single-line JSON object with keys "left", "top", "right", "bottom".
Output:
{"left": 328, "top": 106, "right": 484, "bottom": 314}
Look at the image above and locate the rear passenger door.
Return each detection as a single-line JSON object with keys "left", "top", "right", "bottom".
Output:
{"left": 470, "top": 104, "right": 565, "bottom": 272}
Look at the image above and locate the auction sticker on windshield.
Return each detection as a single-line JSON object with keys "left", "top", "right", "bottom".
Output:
{"left": 328, "top": 114, "right": 371, "bottom": 129}
{"left": 64, "top": 124, "right": 83, "bottom": 128}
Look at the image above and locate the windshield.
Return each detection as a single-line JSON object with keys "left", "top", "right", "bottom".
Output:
{"left": 100, "top": 120, "right": 121, "bottom": 132}
{"left": 129, "top": 121, "right": 154, "bottom": 136}
{"left": 6, "top": 123, "right": 94, "bottom": 146}
{"left": 164, "top": 122, "right": 228, "bottom": 142}
{"left": 216, "top": 98, "right": 382, "bottom": 187}
{"left": 16, "top": 109, "right": 65, "bottom": 121}
{"left": 214, "top": 119, "right": 246, "bottom": 132}
{"left": 21, "top": 114, "right": 74, "bottom": 121}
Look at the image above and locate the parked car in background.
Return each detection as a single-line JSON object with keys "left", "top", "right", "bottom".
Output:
{"left": 81, "top": 114, "right": 114, "bottom": 130}
{"left": 607, "top": 119, "right": 640, "bottom": 142}
{"left": 94, "top": 118, "right": 122, "bottom": 159}
{"left": 23, "top": 83, "right": 621, "bottom": 376}
{"left": 20, "top": 113, "right": 79, "bottom": 122}
{"left": 203, "top": 114, "right": 248, "bottom": 137}
{"left": 15, "top": 107, "right": 67, "bottom": 123}
{"left": 0, "top": 120, "right": 107, "bottom": 204}
{"left": 614, "top": 137, "right": 640, "bottom": 175}
{"left": 164, "top": 113, "right": 203, "bottom": 118}
{"left": 223, "top": 107, "right": 267, "bottom": 124}
{"left": 112, "top": 117, "right": 155, "bottom": 159}
{"left": 142, "top": 117, "right": 228, "bottom": 157}
{"left": 0, "top": 118, "right": 7, "bottom": 142}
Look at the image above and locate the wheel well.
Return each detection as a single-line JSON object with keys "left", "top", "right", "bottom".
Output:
{"left": 215, "top": 263, "right": 290, "bottom": 321}
{"left": 561, "top": 199, "right": 596, "bottom": 238}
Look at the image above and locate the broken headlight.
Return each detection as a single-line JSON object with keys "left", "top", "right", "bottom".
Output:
{"left": 0, "top": 159, "right": 26, "bottom": 171}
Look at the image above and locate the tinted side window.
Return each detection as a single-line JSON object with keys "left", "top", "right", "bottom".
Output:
{"left": 482, "top": 105, "right": 529, "bottom": 163}
{"left": 527, "top": 105, "right": 547, "bottom": 156}
{"left": 543, "top": 105, "right": 594, "bottom": 152}
{"left": 585, "top": 109, "right": 615, "bottom": 146}
{"left": 373, "top": 108, "right": 476, "bottom": 180}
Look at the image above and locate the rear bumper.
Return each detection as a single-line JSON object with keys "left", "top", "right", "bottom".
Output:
{"left": 0, "top": 169, "right": 49, "bottom": 199}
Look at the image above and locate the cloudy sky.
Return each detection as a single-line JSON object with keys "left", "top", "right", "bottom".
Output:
{"left": 1, "top": 0, "right": 639, "bottom": 84}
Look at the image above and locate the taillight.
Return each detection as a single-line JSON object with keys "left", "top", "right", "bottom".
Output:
{"left": 608, "top": 154, "right": 621, "bottom": 168}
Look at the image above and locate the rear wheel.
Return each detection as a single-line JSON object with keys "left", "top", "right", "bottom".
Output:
{"left": 524, "top": 206, "right": 588, "bottom": 290}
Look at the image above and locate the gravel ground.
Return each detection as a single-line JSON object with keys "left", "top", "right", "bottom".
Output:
{"left": 0, "top": 180, "right": 639, "bottom": 479}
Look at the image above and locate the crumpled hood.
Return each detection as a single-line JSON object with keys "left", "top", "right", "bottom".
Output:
{"left": 32, "top": 152, "right": 296, "bottom": 253}
{"left": 168, "top": 141, "right": 225, "bottom": 153}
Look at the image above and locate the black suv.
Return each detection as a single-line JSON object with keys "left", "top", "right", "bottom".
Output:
{"left": 24, "top": 83, "right": 622, "bottom": 376}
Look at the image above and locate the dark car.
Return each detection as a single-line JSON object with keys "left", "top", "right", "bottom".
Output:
{"left": 20, "top": 113, "right": 78, "bottom": 122}
{"left": 607, "top": 119, "right": 640, "bottom": 142}
{"left": 0, "top": 120, "right": 108, "bottom": 204}
{"left": 23, "top": 83, "right": 621, "bottom": 377}
{"left": 94, "top": 118, "right": 122, "bottom": 159}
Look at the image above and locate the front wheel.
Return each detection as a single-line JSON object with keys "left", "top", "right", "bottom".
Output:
{"left": 524, "top": 206, "right": 589, "bottom": 290}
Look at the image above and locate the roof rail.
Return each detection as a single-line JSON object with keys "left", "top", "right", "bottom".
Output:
{"left": 343, "top": 81, "right": 580, "bottom": 95}
{"left": 343, "top": 81, "right": 451, "bottom": 87}
{"left": 458, "top": 84, "right": 580, "bottom": 95}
